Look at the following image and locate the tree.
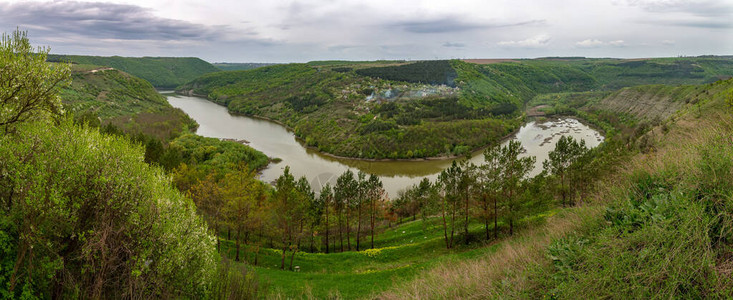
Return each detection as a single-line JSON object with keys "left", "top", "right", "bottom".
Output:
{"left": 319, "top": 184, "right": 334, "bottom": 253}
{"left": 365, "top": 174, "right": 385, "bottom": 249}
{"left": 0, "top": 29, "right": 70, "bottom": 133}
{"left": 355, "top": 171, "right": 367, "bottom": 251}
{"left": 414, "top": 178, "right": 437, "bottom": 228}
{"left": 543, "top": 135, "right": 588, "bottom": 206}
{"left": 457, "top": 160, "right": 478, "bottom": 244}
{"left": 221, "top": 164, "right": 263, "bottom": 262}
{"left": 291, "top": 176, "right": 313, "bottom": 269}
{"left": 438, "top": 161, "right": 463, "bottom": 249}
{"left": 479, "top": 144, "right": 503, "bottom": 240}
{"left": 498, "top": 140, "right": 535, "bottom": 235}
{"left": 334, "top": 170, "right": 357, "bottom": 252}
{"left": 189, "top": 173, "right": 225, "bottom": 251}
{"left": 272, "top": 167, "right": 299, "bottom": 270}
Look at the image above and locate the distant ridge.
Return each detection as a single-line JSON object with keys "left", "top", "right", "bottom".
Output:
{"left": 212, "top": 62, "right": 278, "bottom": 71}
{"left": 48, "top": 54, "right": 220, "bottom": 88}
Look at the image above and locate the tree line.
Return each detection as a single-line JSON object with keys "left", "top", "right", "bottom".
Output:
{"left": 177, "top": 164, "right": 391, "bottom": 270}
{"left": 392, "top": 136, "right": 592, "bottom": 248}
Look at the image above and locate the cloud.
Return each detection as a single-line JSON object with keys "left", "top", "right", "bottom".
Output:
{"left": 662, "top": 39, "right": 676, "bottom": 45}
{"left": 0, "top": 1, "right": 264, "bottom": 42}
{"left": 626, "top": 0, "right": 733, "bottom": 29}
{"left": 497, "top": 34, "right": 551, "bottom": 48}
{"left": 626, "top": 0, "right": 732, "bottom": 17}
{"left": 608, "top": 40, "right": 627, "bottom": 47}
{"left": 392, "top": 18, "right": 544, "bottom": 34}
{"left": 575, "top": 39, "right": 626, "bottom": 47}
{"left": 442, "top": 42, "right": 466, "bottom": 48}
{"left": 664, "top": 20, "right": 732, "bottom": 29}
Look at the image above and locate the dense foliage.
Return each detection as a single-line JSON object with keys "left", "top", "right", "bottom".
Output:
{"left": 0, "top": 30, "right": 70, "bottom": 133}
{"left": 47, "top": 55, "right": 220, "bottom": 88}
{"left": 0, "top": 120, "right": 218, "bottom": 298}
{"left": 356, "top": 60, "right": 458, "bottom": 86}
{"left": 212, "top": 62, "right": 277, "bottom": 71}
{"left": 171, "top": 133, "right": 270, "bottom": 173}
{"left": 179, "top": 57, "right": 733, "bottom": 160}
{"left": 179, "top": 63, "right": 521, "bottom": 159}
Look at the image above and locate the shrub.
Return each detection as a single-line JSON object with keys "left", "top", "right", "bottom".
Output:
{"left": 0, "top": 120, "right": 218, "bottom": 298}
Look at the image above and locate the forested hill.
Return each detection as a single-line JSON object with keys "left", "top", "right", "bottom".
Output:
{"left": 212, "top": 62, "right": 277, "bottom": 71}
{"left": 60, "top": 64, "right": 196, "bottom": 140}
{"left": 60, "top": 63, "right": 270, "bottom": 173}
{"left": 177, "top": 56, "right": 733, "bottom": 160}
{"left": 48, "top": 54, "right": 220, "bottom": 88}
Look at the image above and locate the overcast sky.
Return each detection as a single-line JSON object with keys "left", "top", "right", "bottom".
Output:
{"left": 1, "top": 0, "right": 731, "bottom": 62}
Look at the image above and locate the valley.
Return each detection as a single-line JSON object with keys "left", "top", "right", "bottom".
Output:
{"left": 2, "top": 26, "right": 733, "bottom": 299}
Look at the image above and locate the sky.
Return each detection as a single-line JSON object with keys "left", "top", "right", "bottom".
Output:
{"left": 0, "top": 0, "right": 731, "bottom": 63}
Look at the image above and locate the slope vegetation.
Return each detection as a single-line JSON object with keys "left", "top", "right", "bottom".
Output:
{"left": 593, "top": 84, "right": 702, "bottom": 121}
{"left": 180, "top": 57, "right": 733, "bottom": 160}
{"left": 60, "top": 64, "right": 196, "bottom": 140}
{"left": 379, "top": 78, "right": 733, "bottom": 298}
{"left": 48, "top": 55, "right": 220, "bottom": 88}
{"left": 179, "top": 63, "right": 520, "bottom": 159}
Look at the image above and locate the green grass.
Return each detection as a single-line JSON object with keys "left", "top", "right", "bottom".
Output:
{"left": 215, "top": 209, "right": 557, "bottom": 298}
{"left": 373, "top": 78, "right": 733, "bottom": 299}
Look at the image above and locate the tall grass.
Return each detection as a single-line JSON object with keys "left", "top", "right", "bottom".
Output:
{"left": 378, "top": 79, "right": 733, "bottom": 299}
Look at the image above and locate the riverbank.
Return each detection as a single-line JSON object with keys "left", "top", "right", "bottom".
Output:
{"left": 166, "top": 92, "right": 604, "bottom": 197}
{"left": 174, "top": 90, "right": 528, "bottom": 163}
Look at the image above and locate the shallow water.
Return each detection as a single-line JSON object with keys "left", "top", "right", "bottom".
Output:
{"left": 166, "top": 93, "right": 603, "bottom": 197}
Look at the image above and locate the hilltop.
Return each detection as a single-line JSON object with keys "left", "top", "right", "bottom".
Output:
{"left": 48, "top": 55, "right": 220, "bottom": 88}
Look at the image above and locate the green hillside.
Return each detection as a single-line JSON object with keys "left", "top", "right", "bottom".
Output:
{"left": 179, "top": 63, "right": 521, "bottom": 159}
{"left": 178, "top": 56, "right": 733, "bottom": 160}
{"left": 212, "top": 62, "right": 277, "bottom": 71}
{"left": 48, "top": 55, "right": 220, "bottom": 88}
{"left": 379, "top": 78, "right": 733, "bottom": 298}
{"left": 60, "top": 64, "right": 197, "bottom": 140}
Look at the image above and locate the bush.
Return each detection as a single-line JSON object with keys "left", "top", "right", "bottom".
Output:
{"left": 0, "top": 120, "right": 218, "bottom": 298}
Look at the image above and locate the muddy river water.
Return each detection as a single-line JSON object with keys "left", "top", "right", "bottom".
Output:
{"left": 166, "top": 93, "right": 604, "bottom": 197}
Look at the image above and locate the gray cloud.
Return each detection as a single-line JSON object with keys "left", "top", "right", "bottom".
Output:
{"left": 627, "top": 0, "right": 732, "bottom": 17}
{"left": 443, "top": 42, "right": 466, "bottom": 48}
{"left": 0, "top": 1, "right": 259, "bottom": 42}
{"left": 627, "top": 0, "right": 733, "bottom": 29}
{"left": 392, "top": 18, "right": 545, "bottom": 34}
{"left": 667, "top": 20, "right": 733, "bottom": 29}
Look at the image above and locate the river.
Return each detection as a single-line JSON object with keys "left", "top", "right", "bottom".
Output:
{"left": 165, "top": 93, "right": 604, "bottom": 197}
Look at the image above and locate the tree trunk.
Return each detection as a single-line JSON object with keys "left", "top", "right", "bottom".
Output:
{"left": 325, "top": 204, "right": 330, "bottom": 254}
{"left": 494, "top": 196, "right": 498, "bottom": 239}
{"left": 450, "top": 203, "right": 456, "bottom": 249}
{"left": 561, "top": 172, "right": 566, "bottom": 207}
{"left": 338, "top": 209, "right": 343, "bottom": 252}
{"left": 235, "top": 230, "right": 241, "bottom": 262}
{"left": 289, "top": 248, "right": 297, "bottom": 271}
{"left": 346, "top": 209, "right": 351, "bottom": 251}
{"left": 442, "top": 199, "right": 449, "bottom": 249}
{"left": 310, "top": 223, "right": 315, "bottom": 253}
{"left": 356, "top": 203, "right": 362, "bottom": 251}
{"left": 370, "top": 198, "right": 376, "bottom": 249}
{"left": 280, "top": 243, "right": 287, "bottom": 270}
{"left": 510, "top": 219, "right": 514, "bottom": 236}
{"left": 464, "top": 191, "right": 470, "bottom": 244}
{"left": 254, "top": 245, "right": 259, "bottom": 266}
